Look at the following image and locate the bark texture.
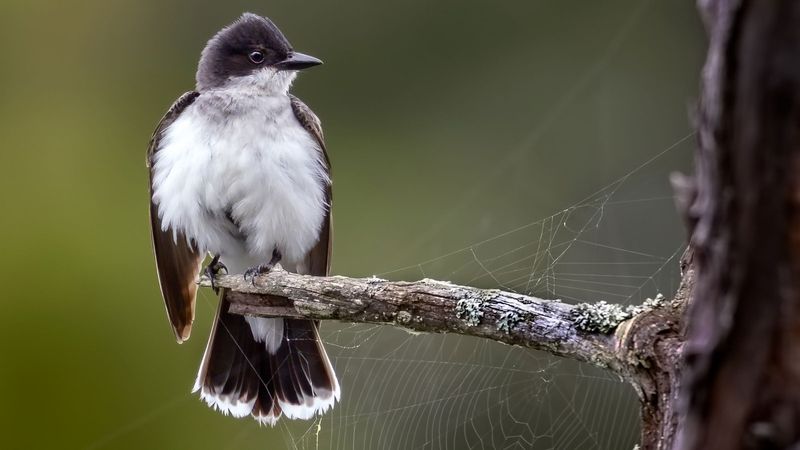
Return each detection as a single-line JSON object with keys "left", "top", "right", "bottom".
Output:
{"left": 205, "top": 271, "right": 619, "bottom": 367}
{"left": 678, "top": 0, "right": 800, "bottom": 448}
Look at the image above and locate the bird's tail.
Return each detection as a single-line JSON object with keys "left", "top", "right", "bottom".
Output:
{"left": 193, "top": 295, "right": 340, "bottom": 425}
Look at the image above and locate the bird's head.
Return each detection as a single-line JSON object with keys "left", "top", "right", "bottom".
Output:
{"left": 196, "top": 13, "right": 322, "bottom": 93}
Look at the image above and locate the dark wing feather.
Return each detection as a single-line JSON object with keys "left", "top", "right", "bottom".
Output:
{"left": 147, "top": 91, "right": 203, "bottom": 343}
{"left": 290, "top": 95, "right": 332, "bottom": 276}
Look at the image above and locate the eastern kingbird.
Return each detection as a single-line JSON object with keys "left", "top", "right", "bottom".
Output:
{"left": 146, "top": 13, "right": 338, "bottom": 425}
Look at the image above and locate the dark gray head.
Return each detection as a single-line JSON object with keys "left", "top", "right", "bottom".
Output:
{"left": 196, "top": 13, "right": 322, "bottom": 92}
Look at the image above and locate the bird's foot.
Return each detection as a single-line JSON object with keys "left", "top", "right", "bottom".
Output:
{"left": 243, "top": 249, "right": 282, "bottom": 285}
{"left": 243, "top": 263, "right": 275, "bottom": 284}
{"left": 203, "top": 254, "right": 228, "bottom": 293}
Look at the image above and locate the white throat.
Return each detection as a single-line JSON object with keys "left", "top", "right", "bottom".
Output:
{"left": 210, "top": 68, "right": 297, "bottom": 96}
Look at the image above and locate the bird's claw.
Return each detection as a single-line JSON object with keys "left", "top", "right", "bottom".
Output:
{"left": 243, "top": 263, "right": 274, "bottom": 286}
{"left": 242, "top": 249, "right": 282, "bottom": 286}
{"left": 203, "top": 255, "right": 228, "bottom": 294}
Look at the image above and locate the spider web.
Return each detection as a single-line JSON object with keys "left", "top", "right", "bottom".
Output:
{"left": 87, "top": 132, "right": 689, "bottom": 448}
{"left": 278, "top": 130, "right": 690, "bottom": 450}
{"left": 272, "top": 1, "right": 694, "bottom": 444}
{"left": 87, "top": 73, "right": 691, "bottom": 450}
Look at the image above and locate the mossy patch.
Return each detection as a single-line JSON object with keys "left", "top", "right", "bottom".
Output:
{"left": 571, "top": 294, "right": 665, "bottom": 333}
{"left": 497, "top": 311, "right": 522, "bottom": 333}
{"left": 455, "top": 298, "right": 485, "bottom": 326}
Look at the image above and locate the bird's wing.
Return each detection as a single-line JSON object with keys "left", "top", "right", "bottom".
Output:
{"left": 146, "top": 91, "right": 203, "bottom": 343}
{"left": 290, "top": 95, "right": 332, "bottom": 276}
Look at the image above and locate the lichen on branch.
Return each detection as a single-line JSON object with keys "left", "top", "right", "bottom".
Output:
{"left": 199, "top": 269, "right": 666, "bottom": 373}
{"left": 571, "top": 295, "right": 666, "bottom": 333}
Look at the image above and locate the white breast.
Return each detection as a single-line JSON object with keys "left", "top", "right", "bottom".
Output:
{"left": 151, "top": 92, "right": 329, "bottom": 267}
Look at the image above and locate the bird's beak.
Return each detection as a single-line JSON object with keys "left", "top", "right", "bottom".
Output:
{"left": 274, "top": 52, "right": 323, "bottom": 71}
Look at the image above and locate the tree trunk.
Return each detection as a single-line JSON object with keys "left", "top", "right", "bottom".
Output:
{"left": 677, "top": 0, "right": 800, "bottom": 448}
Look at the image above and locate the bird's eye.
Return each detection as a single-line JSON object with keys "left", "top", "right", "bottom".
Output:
{"left": 248, "top": 51, "right": 265, "bottom": 64}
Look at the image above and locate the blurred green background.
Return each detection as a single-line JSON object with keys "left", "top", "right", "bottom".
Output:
{"left": 0, "top": 0, "right": 704, "bottom": 448}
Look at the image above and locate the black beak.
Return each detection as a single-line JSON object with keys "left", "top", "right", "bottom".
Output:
{"left": 274, "top": 52, "right": 323, "bottom": 71}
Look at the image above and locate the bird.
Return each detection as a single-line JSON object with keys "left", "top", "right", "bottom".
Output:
{"left": 146, "top": 12, "right": 338, "bottom": 425}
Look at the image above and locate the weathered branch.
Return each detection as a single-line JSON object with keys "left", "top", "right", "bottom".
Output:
{"left": 201, "top": 263, "right": 689, "bottom": 450}
{"left": 202, "top": 269, "right": 621, "bottom": 369}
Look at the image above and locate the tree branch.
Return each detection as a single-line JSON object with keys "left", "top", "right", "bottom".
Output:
{"left": 200, "top": 269, "right": 672, "bottom": 379}
{"left": 198, "top": 249, "right": 691, "bottom": 450}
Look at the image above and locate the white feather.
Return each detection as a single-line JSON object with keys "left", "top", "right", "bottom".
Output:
{"left": 156, "top": 70, "right": 339, "bottom": 424}
{"left": 278, "top": 338, "right": 341, "bottom": 420}
{"left": 196, "top": 388, "right": 255, "bottom": 418}
{"left": 280, "top": 386, "right": 340, "bottom": 420}
{"left": 245, "top": 316, "right": 284, "bottom": 353}
{"left": 151, "top": 81, "right": 329, "bottom": 267}
{"left": 253, "top": 412, "right": 280, "bottom": 426}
